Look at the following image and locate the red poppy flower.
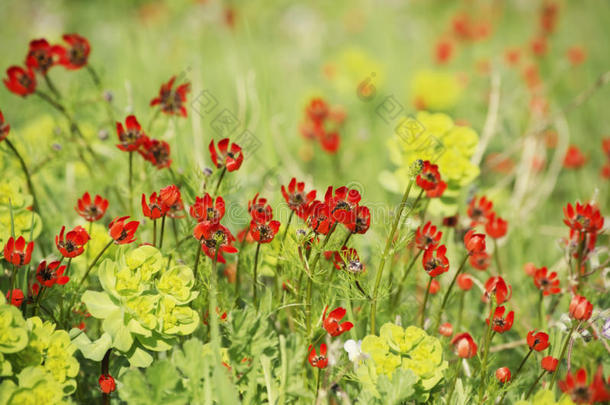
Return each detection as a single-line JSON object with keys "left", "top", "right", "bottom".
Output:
{"left": 601, "top": 163, "right": 610, "bottom": 180}
{"left": 591, "top": 365, "right": 610, "bottom": 403}
{"left": 306, "top": 98, "right": 329, "bottom": 123}
{"left": 416, "top": 161, "right": 443, "bottom": 191}
{"left": 209, "top": 138, "right": 244, "bottom": 172}
{"left": 3, "top": 236, "right": 34, "bottom": 266}
{"left": 190, "top": 194, "right": 225, "bottom": 223}
{"left": 281, "top": 178, "right": 316, "bottom": 217}
{"left": 53, "top": 33, "right": 91, "bottom": 70}
{"left": 439, "top": 322, "right": 453, "bottom": 337}
{"left": 467, "top": 196, "right": 494, "bottom": 225}
{"left": 563, "top": 202, "right": 604, "bottom": 234}
{"left": 539, "top": 2, "right": 559, "bottom": 35}
{"left": 563, "top": 145, "right": 586, "bottom": 169}
{"left": 527, "top": 330, "right": 550, "bottom": 352}
{"left": 533, "top": 267, "right": 561, "bottom": 295}
{"left": 464, "top": 229, "right": 486, "bottom": 255}
{"left": 457, "top": 273, "right": 473, "bottom": 291}
{"left": 486, "top": 306, "right": 514, "bottom": 334}
{"left": 248, "top": 193, "right": 273, "bottom": 223}
{"left": 484, "top": 276, "right": 512, "bottom": 305}
{"left": 415, "top": 221, "right": 443, "bottom": 250}
{"left": 307, "top": 201, "right": 333, "bottom": 235}
{"left": 249, "top": 219, "right": 280, "bottom": 244}
{"left": 166, "top": 195, "right": 185, "bottom": 219}
{"left": 422, "top": 245, "right": 449, "bottom": 277}
{"left": 485, "top": 212, "right": 507, "bottom": 239}
{"left": 25, "top": 39, "right": 56, "bottom": 74}
{"left": 75, "top": 192, "right": 109, "bottom": 222}
{"left": 139, "top": 137, "right": 172, "bottom": 169}
{"left": 435, "top": 39, "right": 453, "bottom": 64}
{"left": 426, "top": 180, "right": 447, "bottom": 198}
{"left": 332, "top": 246, "right": 365, "bottom": 274}
{"left": 469, "top": 251, "right": 490, "bottom": 270}
{"left": 569, "top": 295, "right": 593, "bottom": 321}
{"left": 324, "top": 186, "right": 361, "bottom": 225}
{"left": 566, "top": 46, "right": 587, "bottom": 66}
{"left": 98, "top": 374, "right": 116, "bottom": 394}
{"left": 108, "top": 216, "right": 139, "bottom": 244}
{"left": 3, "top": 66, "right": 36, "bottom": 96}
{"left": 602, "top": 138, "right": 610, "bottom": 160}
{"left": 322, "top": 306, "right": 354, "bottom": 337}
{"left": 56, "top": 225, "right": 90, "bottom": 258}
{"left": 36, "top": 260, "right": 69, "bottom": 288}
{"left": 0, "top": 109, "right": 10, "bottom": 142}
{"left": 429, "top": 279, "right": 440, "bottom": 294}
{"left": 530, "top": 36, "right": 548, "bottom": 56}
{"left": 193, "top": 222, "right": 238, "bottom": 264}
{"left": 150, "top": 76, "right": 190, "bottom": 117}
{"left": 299, "top": 119, "right": 324, "bottom": 140}
{"left": 141, "top": 192, "right": 167, "bottom": 220}
{"left": 308, "top": 343, "right": 328, "bottom": 369}
{"left": 320, "top": 131, "right": 340, "bottom": 153}
{"left": 5, "top": 289, "right": 24, "bottom": 307}
{"left": 495, "top": 367, "right": 511, "bottom": 383}
{"left": 159, "top": 184, "right": 180, "bottom": 210}
{"left": 504, "top": 48, "right": 521, "bottom": 65}
{"left": 541, "top": 356, "right": 558, "bottom": 372}
{"left": 451, "top": 332, "right": 477, "bottom": 358}
{"left": 116, "top": 115, "right": 145, "bottom": 152}
{"left": 559, "top": 368, "right": 593, "bottom": 404}
{"left": 346, "top": 206, "right": 371, "bottom": 234}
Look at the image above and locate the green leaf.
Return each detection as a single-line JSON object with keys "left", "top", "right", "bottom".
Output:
{"left": 125, "top": 344, "right": 154, "bottom": 368}
{"left": 82, "top": 290, "right": 119, "bottom": 319}
{"left": 69, "top": 329, "right": 112, "bottom": 361}
{"left": 102, "top": 309, "right": 133, "bottom": 352}
{"left": 376, "top": 367, "right": 417, "bottom": 405}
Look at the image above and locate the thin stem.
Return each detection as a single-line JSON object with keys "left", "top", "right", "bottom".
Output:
{"left": 434, "top": 254, "right": 469, "bottom": 331}
{"left": 208, "top": 248, "right": 222, "bottom": 361}
{"left": 420, "top": 277, "right": 433, "bottom": 328}
{"left": 86, "top": 65, "right": 101, "bottom": 87}
{"left": 128, "top": 151, "right": 133, "bottom": 216}
{"left": 153, "top": 219, "right": 158, "bottom": 247}
{"left": 78, "top": 239, "right": 113, "bottom": 288}
{"left": 5, "top": 139, "right": 40, "bottom": 212}
{"left": 147, "top": 108, "right": 161, "bottom": 133}
{"left": 159, "top": 215, "right": 167, "bottom": 249}
{"left": 314, "top": 367, "right": 322, "bottom": 404}
{"left": 234, "top": 238, "right": 247, "bottom": 304}
{"left": 193, "top": 238, "right": 203, "bottom": 282}
{"left": 550, "top": 322, "right": 578, "bottom": 388}
{"left": 65, "top": 258, "right": 73, "bottom": 277}
{"left": 513, "top": 348, "right": 533, "bottom": 378}
{"left": 499, "top": 348, "right": 534, "bottom": 404}
{"left": 43, "top": 74, "right": 61, "bottom": 99}
{"left": 456, "top": 291, "right": 466, "bottom": 331}
{"left": 306, "top": 226, "right": 336, "bottom": 337}
{"left": 392, "top": 249, "right": 423, "bottom": 306}
{"left": 525, "top": 370, "right": 546, "bottom": 399}
{"left": 213, "top": 167, "right": 227, "bottom": 196}
{"left": 253, "top": 243, "right": 262, "bottom": 310}
{"left": 478, "top": 301, "right": 497, "bottom": 404}
{"left": 493, "top": 238, "right": 502, "bottom": 275}
{"left": 446, "top": 359, "right": 461, "bottom": 404}
{"left": 101, "top": 349, "right": 111, "bottom": 405}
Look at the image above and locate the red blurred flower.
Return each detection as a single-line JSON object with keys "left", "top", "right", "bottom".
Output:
{"left": 139, "top": 137, "right": 172, "bottom": 169}
{"left": 429, "top": 279, "right": 440, "bottom": 294}
{"left": 141, "top": 192, "right": 167, "bottom": 220}
{"left": 435, "top": 39, "right": 453, "bottom": 64}
{"left": 539, "top": 1, "right": 559, "bottom": 35}
{"left": 469, "top": 251, "right": 490, "bottom": 270}
{"left": 56, "top": 225, "right": 90, "bottom": 258}
{"left": 485, "top": 212, "right": 507, "bottom": 239}
{"left": 422, "top": 245, "right": 449, "bottom": 277}
{"left": 457, "top": 273, "right": 473, "bottom": 291}
{"left": 190, "top": 194, "right": 225, "bottom": 223}
{"left": 415, "top": 221, "right": 442, "bottom": 250}
{"left": 564, "top": 145, "right": 587, "bottom": 169}
{"left": 3, "top": 66, "right": 36, "bottom": 96}
{"left": 209, "top": 138, "right": 244, "bottom": 172}
{"left": 439, "top": 322, "right": 453, "bottom": 337}
{"left": 322, "top": 306, "right": 353, "bottom": 337}
{"left": 324, "top": 186, "right": 361, "bottom": 225}
{"left": 36, "top": 260, "right": 69, "bottom": 288}
{"left": 54, "top": 34, "right": 91, "bottom": 70}
{"left": 533, "top": 267, "right": 560, "bottom": 295}
{"left": 486, "top": 306, "right": 514, "bottom": 334}
{"left": 75, "top": 192, "right": 108, "bottom": 222}
{"left": 308, "top": 343, "right": 328, "bottom": 369}
{"left": 98, "top": 374, "right": 116, "bottom": 394}
{"left": 116, "top": 115, "right": 145, "bottom": 152}
{"left": 281, "top": 178, "right": 316, "bottom": 217}
{"left": 346, "top": 205, "right": 371, "bottom": 234}
{"left": 523, "top": 262, "right": 537, "bottom": 277}
{"left": 527, "top": 330, "right": 550, "bottom": 351}
{"left": 166, "top": 195, "right": 185, "bottom": 219}
{"left": 601, "top": 163, "right": 610, "bottom": 180}
{"left": 467, "top": 196, "right": 493, "bottom": 225}
{"left": 5, "top": 289, "right": 24, "bottom": 307}
{"left": 320, "top": 131, "right": 340, "bottom": 153}
{"left": 464, "top": 229, "right": 486, "bottom": 255}
{"left": 249, "top": 219, "right": 280, "bottom": 244}
{"left": 248, "top": 193, "right": 273, "bottom": 223}
{"left": 496, "top": 367, "right": 511, "bottom": 383}
{"left": 193, "top": 222, "right": 238, "bottom": 264}
{"left": 484, "top": 276, "right": 512, "bottom": 305}
{"left": 0, "top": 109, "right": 10, "bottom": 142}
{"left": 416, "top": 161, "right": 443, "bottom": 191}
{"left": 563, "top": 202, "right": 604, "bottom": 234}
{"left": 541, "top": 356, "right": 558, "bottom": 372}
{"left": 108, "top": 216, "right": 139, "bottom": 244}
{"left": 3, "top": 236, "right": 34, "bottom": 266}
{"left": 442, "top": 215, "right": 459, "bottom": 228}
{"left": 150, "top": 76, "right": 190, "bottom": 117}
{"left": 451, "top": 332, "right": 477, "bottom": 358}
{"left": 504, "top": 48, "right": 521, "bottom": 65}
{"left": 426, "top": 180, "right": 447, "bottom": 198}
{"left": 530, "top": 37, "right": 548, "bottom": 56}
{"left": 306, "top": 98, "right": 329, "bottom": 123}
{"left": 566, "top": 46, "right": 587, "bottom": 66}
{"left": 25, "top": 39, "right": 56, "bottom": 74}
{"left": 569, "top": 295, "right": 593, "bottom": 321}
{"left": 558, "top": 368, "right": 593, "bottom": 404}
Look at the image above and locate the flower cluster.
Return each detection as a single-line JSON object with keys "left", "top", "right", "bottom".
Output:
{"left": 299, "top": 97, "right": 346, "bottom": 154}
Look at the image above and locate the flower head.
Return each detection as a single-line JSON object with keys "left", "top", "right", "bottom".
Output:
{"left": 209, "top": 138, "right": 244, "bottom": 172}
{"left": 75, "top": 192, "right": 109, "bottom": 222}
{"left": 484, "top": 276, "right": 512, "bottom": 305}
{"left": 416, "top": 160, "right": 443, "bottom": 191}
{"left": 3, "top": 66, "right": 36, "bottom": 96}
{"left": 346, "top": 205, "right": 371, "bottom": 235}
{"left": 332, "top": 246, "right": 365, "bottom": 274}
{"left": 307, "top": 200, "right": 333, "bottom": 235}
{"left": 190, "top": 194, "right": 225, "bottom": 223}
{"left": 439, "top": 322, "right": 453, "bottom": 337}
{"left": 108, "top": 216, "right": 139, "bottom": 244}
{"left": 541, "top": 356, "right": 558, "bottom": 372}
{"left": 193, "top": 221, "right": 238, "bottom": 263}
{"left": 25, "top": 38, "right": 57, "bottom": 74}
{"left": 451, "top": 332, "right": 477, "bottom": 358}
{"left": 139, "top": 137, "right": 172, "bottom": 169}
{"left": 116, "top": 115, "right": 145, "bottom": 152}
{"left": 141, "top": 192, "right": 167, "bottom": 220}
{"left": 308, "top": 343, "right": 328, "bottom": 369}
{"left": 98, "top": 374, "right": 116, "bottom": 394}
{"left": 324, "top": 186, "right": 361, "bottom": 225}
{"left": 3, "top": 236, "right": 34, "bottom": 266}
{"left": 5, "top": 289, "right": 24, "bottom": 307}
{"left": 249, "top": 219, "right": 280, "bottom": 244}
{"left": 150, "top": 76, "right": 190, "bottom": 116}
{"left": 457, "top": 273, "right": 473, "bottom": 291}
{"left": 159, "top": 184, "right": 180, "bottom": 210}
{"left": 485, "top": 212, "right": 507, "bottom": 239}
{"left": 54, "top": 33, "right": 91, "bottom": 69}
{"left": 415, "top": 221, "right": 442, "bottom": 250}
{"left": 322, "top": 306, "right": 354, "bottom": 337}
{"left": 281, "top": 178, "right": 316, "bottom": 217}
{"left": 422, "top": 245, "right": 449, "bottom": 277}
{"left": 495, "top": 367, "right": 511, "bottom": 383}
{"left": 467, "top": 196, "right": 493, "bottom": 225}
{"left": 563, "top": 202, "right": 604, "bottom": 234}
{"left": 36, "top": 260, "right": 69, "bottom": 288}
{"left": 569, "top": 295, "right": 593, "bottom": 321}
{"left": 464, "top": 229, "right": 486, "bottom": 254}
{"left": 248, "top": 193, "right": 273, "bottom": 223}
{"left": 486, "top": 306, "right": 514, "bottom": 334}
{"left": 533, "top": 267, "right": 560, "bottom": 295}
{"left": 563, "top": 145, "right": 586, "bottom": 169}
{"left": 527, "top": 330, "right": 550, "bottom": 351}
{"left": 56, "top": 225, "right": 90, "bottom": 258}
{"left": 469, "top": 251, "right": 490, "bottom": 270}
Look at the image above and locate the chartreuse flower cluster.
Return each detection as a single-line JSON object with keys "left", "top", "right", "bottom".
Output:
{"left": 355, "top": 323, "right": 447, "bottom": 402}
{"left": 74, "top": 245, "right": 199, "bottom": 368}
{"left": 0, "top": 296, "right": 79, "bottom": 405}
{"left": 0, "top": 178, "right": 42, "bottom": 246}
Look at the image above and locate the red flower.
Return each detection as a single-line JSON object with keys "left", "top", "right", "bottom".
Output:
{"left": 569, "top": 295, "right": 593, "bottom": 321}
{"left": 139, "top": 137, "right": 172, "bottom": 169}
{"left": 5, "top": 289, "right": 24, "bottom": 307}
{"left": 469, "top": 251, "right": 490, "bottom": 270}
{"left": 602, "top": 138, "right": 610, "bottom": 160}
{"left": 457, "top": 273, "right": 473, "bottom": 291}
{"left": 559, "top": 368, "right": 593, "bottom": 404}
{"left": 54, "top": 34, "right": 91, "bottom": 70}
{"left": 486, "top": 306, "right": 514, "bottom": 334}
{"left": 56, "top": 225, "right": 90, "bottom": 258}
{"left": 429, "top": 279, "right": 440, "bottom": 294}
{"left": 426, "top": 180, "right": 447, "bottom": 198}
{"left": 563, "top": 145, "right": 586, "bottom": 169}
{"left": 75, "top": 192, "right": 109, "bottom": 222}
{"left": 322, "top": 306, "right": 354, "bottom": 337}
{"left": 116, "top": 115, "right": 145, "bottom": 152}
{"left": 36, "top": 260, "right": 69, "bottom": 288}
{"left": 25, "top": 39, "right": 57, "bottom": 74}
{"left": 451, "top": 332, "right": 477, "bottom": 358}
{"left": 0, "top": 109, "right": 10, "bottom": 142}
{"left": 467, "top": 196, "right": 494, "bottom": 225}
{"left": 464, "top": 229, "right": 486, "bottom": 254}
{"left": 332, "top": 246, "right": 365, "bottom": 274}
{"left": 308, "top": 343, "right": 328, "bottom": 369}
{"left": 98, "top": 374, "right": 116, "bottom": 394}
{"left": 166, "top": 195, "right": 185, "bottom": 219}
{"left": 159, "top": 184, "right": 180, "bottom": 210}
{"left": 324, "top": 186, "right": 361, "bottom": 224}
{"left": 193, "top": 222, "right": 238, "bottom": 264}
{"left": 416, "top": 161, "right": 443, "bottom": 191}
{"left": 141, "top": 192, "right": 167, "bottom": 220}
{"left": 190, "top": 194, "right": 225, "bottom": 223}
{"left": 563, "top": 202, "right": 604, "bottom": 234}
{"left": 442, "top": 215, "right": 459, "bottom": 228}
{"left": 438, "top": 322, "right": 453, "bottom": 337}
{"left": 3, "top": 66, "right": 36, "bottom": 96}
{"left": 485, "top": 212, "right": 507, "bottom": 239}
{"left": 527, "top": 330, "right": 550, "bottom": 351}
{"left": 248, "top": 193, "right": 273, "bottom": 223}
{"left": 541, "top": 356, "right": 558, "bottom": 372}
{"left": 422, "top": 245, "right": 449, "bottom": 277}
{"left": 108, "top": 216, "right": 139, "bottom": 244}
{"left": 150, "top": 76, "right": 190, "bottom": 117}
{"left": 249, "top": 219, "right": 280, "bottom": 244}
{"left": 307, "top": 201, "right": 333, "bottom": 235}
{"left": 591, "top": 365, "right": 610, "bottom": 403}
{"left": 209, "top": 138, "right": 244, "bottom": 172}
{"left": 495, "top": 367, "right": 511, "bottom": 383}
{"left": 306, "top": 98, "right": 329, "bottom": 123}
{"left": 281, "top": 178, "right": 316, "bottom": 217}
{"left": 346, "top": 206, "right": 371, "bottom": 234}
{"left": 566, "top": 46, "right": 587, "bottom": 66}
{"left": 320, "top": 131, "right": 340, "bottom": 153}
{"left": 3, "top": 236, "right": 34, "bottom": 266}
{"left": 484, "top": 276, "right": 512, "bottom": 305}
{"left": 601, "top": 163, "right": 610, "bottom": 180}
{"left": 533, "top": 267, "right": 560, "bottom": 295}
{"left": 415, "top": 221, "right": 442, "bottom": 250}
{"left": 435, "top": 40, "right": 454, "bottom": 64}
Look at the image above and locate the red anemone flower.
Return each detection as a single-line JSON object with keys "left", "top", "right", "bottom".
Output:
{"left": 56, "top": 225, "right": 90, "bottom": 258}
{"left": 439, "top": 322, "right": 453, "bottom": 337}
{"left": 320, "top": 131, "right": 340, "bottom": 153}
{"left": 108, "top": 216, "right": 139, "bottom": 244}
{"left": 527, "top": 330, "right": 550, "bottom": 351}
{"left": 322, "top": 306, "right": 354, "bottom": 337}
{"left": 469, "top": 251, "right": 490, "bottom": 270}
{"left": 25, "top": 39, "right": 56, "bottom": 74}
{"left": 249, "top": 219, "right": 280, "bottom": 244}
{"left": 486, "top": 306, "right": 514, "bottom": 334}
{"left": 451, "top": 332, "right": 477, "bottom": 358}
{"left": 75, "top": 192, "right": 109, "bottom": 222}
{"left": 159, "top": 184, "right": 180, "bottom": 210}
{"left": 533, "top": 267, "right": 561, "bottom": 295}
{"left": 193, "top": 222, "right": 238, "bottom": 264}
{"left": 457, "top": 273, "right": 474, "bottom": 291}
{"left": 563, "top": 145, "right": 587, "bottom": 169}
{"left": 346, "top": 205, "right": 371, "bottom": 234}
{"left": 467, "top": 196, "right": 494, "bottom": 225}
{"left": 464, "top": 229, "right": 486, "bottom": 255}
{"left": 150, "top": 76, "right": 191, "bottom": 117}
{"left": 324, "top": 186, "right": 362, "bottom": 225}
{"left": 209, "top": 138, "right": 244, "bottom": 172}
{"left": 541, "top": 356, "right": 558, "bottom": 372}
{"left": 5, "top": 289, "right": 24, "bottom": 307}
{"left": 248, "top": 193, "right": 273, "bottom": 223}
{"left": 36, "top": 260, "right": 69, "bottom": 288}
{"left": 53, "top": 33, "right": 91, "bottom": 70}
{"left": 485, "top": 212, "right": 508, "bottom": 239}
{"left": 0, "top": 109, "right": 10, "bottom": 142}
{"left": 416, "top": 161, "right": 443, "bottom": 191}
{"left": 426, "top": 180, "right": 447, "bottom": 198}
{"left": 3, "top": 236, "right": 34, "bottom": 266}
{"left": 495, "top": 367, "right": 511, "bottom": 383}
{"left": 141, "top": 192, "right": 167, "bottom": 220}
{"left": 98, "top": 374, "right": 116, "bottom": 394}
{"left": 306, "top": 98, "right": 329, "bottom": 123}
{"left": 422, "top": 245, "right": 450, "bottom": 277}
{"left": 281, "top": 178, "right": 316, "bottom": 217}
{"left": 484, "top": 276, "right": 512, "bottom": 305}
{"left": 415, "top": 221, "right": 443, "bottom": 250}
{"left": 307, "top": 201, "right": 333, "bottom": 235}
{"left": 563, "top": 202, "right": 604, "bottom": 234}
{"left": 139, "top": 137, "right": 172, "bottom": 169}
{"left": 190, "top": 194, "right": 225, "bottom": 223}
{"left": 558, "top": 368, "right": 594, "bottom": 404}
{"left": 569, "top": 295, "right": 593, "bottom": 321}
{"left": 116, "top": 115, "right": 145, "bottom": 152}
{"left": 308, "top": 343, "right": 328, "bottom": 369}
{"left": 3, "top": 66, "right": 36, "bottom": 96}
{"left": 332, "top": 246, "right": 365, "bottom": 274}
{"left": 166, "top": 196, "right": 185, "bottom": 219}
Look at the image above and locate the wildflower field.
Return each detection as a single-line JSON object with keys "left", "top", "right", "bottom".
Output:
{"left": 1, "top": 0, "right": 609, "bottom": 404}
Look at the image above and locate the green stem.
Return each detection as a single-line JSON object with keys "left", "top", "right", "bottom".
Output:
{"left": 478, "top": 301, "right": 497, "bottom": 404}
{"left": 434, "top": 254, "right": 469, "bottom": 331}
{"left": 208, "top": 248, "right": 222, "bottom": 364}
{"left": 493, "top": 238, "right": 502, "bottom": 275}
{"left": 153, "top": 219, "right": 157, "bottom": 247}
{"left": 159, "top": 215, "right": 167, "bottom": 249}
{"left": 306, "top": 226, "right": 336, "bottom": 337}
{"left": 101, "top": 349, "right": 111, "bottom": 405}
{"left": 65, "top": 258, "right": 73, "bottom": 278}
{"left": 128, "top": 151, "right": 133, "bottom": 216}
{"left": 314, "top": 367, "right": 322, "bottom": 403}
{"left": 392, "top": 249, "right": 423, "bottom": 306}
{"left": 446, "top": 359, "right": 461, "bottom": 405}
{"left": 43, "top": 74, "right": 61, "bottom": 99}
{"left": 525, "top": 371, "right": 546, "bottom": 399}
{"left": 213, "top": 167, "right": 227, "bottom": 196}
{"left": 193, "top": 238, "right": 203, "bottom": 282}
{"left": 5, "top": 139, "right": 40, "bottom": 213}
{"left": 253, "top": 243, "right": 261, "bottom": 310}
{"left": 420, "top": 277, "right": 433, "bottom": 328}
{"left": 78, "top": 239, "right": 113, "bottom": 288}
{"left": 550, "top": 322, "right": 578, "bottom": 389}
{"left": 498, "top": 348, "right": 534, "bottom": 404}
{"left": 456, "top": 291, "right": 466, "bottom": 331}
{"left": 234, "top": 238, "right": 247, "bottom": 305}
{"left": 86, "top": 65, "right": 101, "bottom": 87}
